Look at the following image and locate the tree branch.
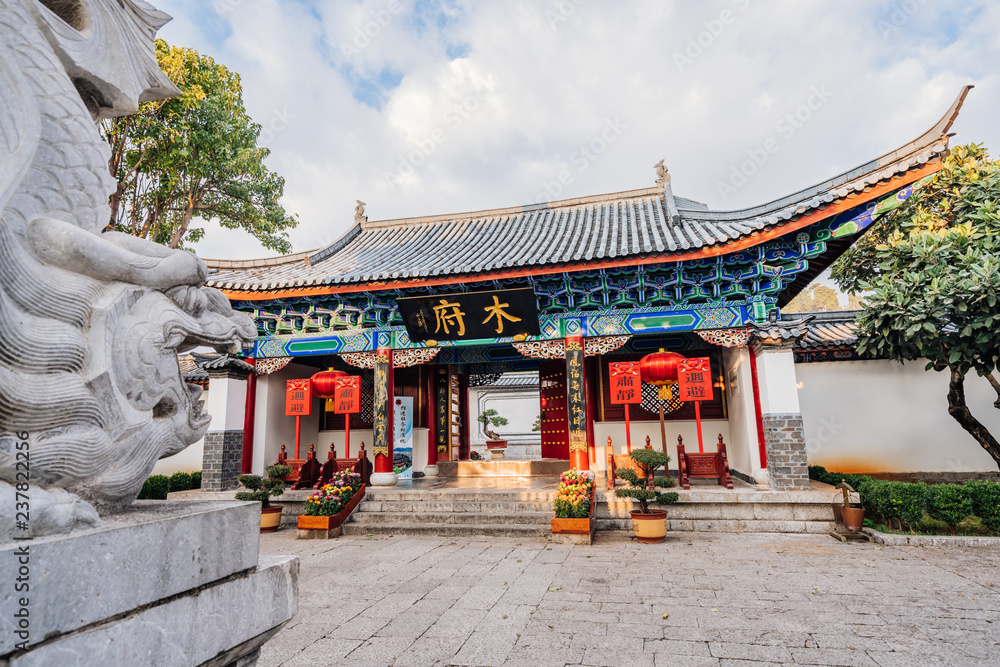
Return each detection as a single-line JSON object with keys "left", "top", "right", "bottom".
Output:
{"left": 948, "top": 369, "right": 1000, "bottom": 469}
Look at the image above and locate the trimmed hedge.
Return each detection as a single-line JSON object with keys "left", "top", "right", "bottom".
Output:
{"left": 808, "top": 467, "right": 1000, "bottom": 535}
{"left": 137, "top": 475, "right": 169, "bottom": 500}
{"left": 191, "top": 471, "right": 202, "bottom": 489}
{"left": 168, "top": 471, "right": 193, "bottom": 493}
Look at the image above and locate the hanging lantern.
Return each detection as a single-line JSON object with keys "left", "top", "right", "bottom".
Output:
{"left": 639, "top": 349, "right": 684, "bottom": 401}
{"left": 311, "top": 368, "right": 346, "bottom": 411}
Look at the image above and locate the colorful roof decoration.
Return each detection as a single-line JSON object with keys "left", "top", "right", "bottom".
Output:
{"left": 204, "top": 87, "right": 972, "bottom": 299}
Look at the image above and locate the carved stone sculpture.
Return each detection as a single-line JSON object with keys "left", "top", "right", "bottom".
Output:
{"left": 654, "top": 159, "right": 671, "bottom": 187}
{"left": 354, "top": 199, "right": 367, "bottom": 224}
{"left": 0, "top": 0, "right": 256, "bottom": 539}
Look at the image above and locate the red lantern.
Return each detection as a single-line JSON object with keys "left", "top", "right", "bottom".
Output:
{"left": 311, "top": 368, "right": 346, "bottom": 410}
{"left": 639, "top": 350, "right": 684, "bottom": 400}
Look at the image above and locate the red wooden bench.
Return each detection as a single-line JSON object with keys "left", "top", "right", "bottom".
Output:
{"left": 676, "top": 434, "right": 734, "bottom": 490}
{"left": 277, "top": 443, "right": 372, "bottom": 489}
{"left": 313, "top": 443, "right": 372, "bottom": 488}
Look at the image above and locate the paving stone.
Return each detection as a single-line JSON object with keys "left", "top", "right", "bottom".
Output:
{"left": 255, "top": 530, "right": 1000, "bottom": 667}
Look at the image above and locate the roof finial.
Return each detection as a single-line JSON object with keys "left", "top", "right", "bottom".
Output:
{"left": 355, "top": 200, "right": 367, "bottom": 225}
{"left": 654, "top": 160, "right": 671, "bottom": 188}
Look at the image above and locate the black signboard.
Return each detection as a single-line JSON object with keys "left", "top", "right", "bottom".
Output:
{"left": 397, "top": 288, "right": 540, "bottom": 342}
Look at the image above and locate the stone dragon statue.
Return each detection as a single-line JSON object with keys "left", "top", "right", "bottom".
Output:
{"left": 0, "top": 0, "right": 256, "bottom": 538}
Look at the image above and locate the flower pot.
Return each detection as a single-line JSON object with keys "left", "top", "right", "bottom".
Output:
{"left": 630, "top": 509, "right": 668, "bottom": 544}
{"left": 552, "top": 487, "right": 596, "bottom": 535}
{"left": 260, "top": 504, "right": 283, "bottom": 533}
{"left": 297, "top": 484, "right": 366, "bottom": 535}
{"left": 841, "top": 505, "right": 865, "bottom": 532}
{"left": 485, "top": 440, "right": 507, "bottom": 461}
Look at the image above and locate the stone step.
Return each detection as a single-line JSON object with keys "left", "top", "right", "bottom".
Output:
{"left": 597, "top": 517, "right": 834, "bottom": 534}
{"left": 358, "top": 500, "right": 553, "bottom": 514}
{"left": 349, "top": 511, "right": 552, "bottom": 526}
{"left": 341, "top": 522, "right": 551, "bottom": 538}
{"left": 364, "top": 491, "right": 556, "bottom": 503}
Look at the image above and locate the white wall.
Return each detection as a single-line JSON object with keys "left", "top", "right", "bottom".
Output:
{"left": 723, "top": 347, "right": 764, "bottom": 478}
{"left": 594, "top": 419, "right": 731, "bottom": 472}
{"left": 797, "top": 359, "right": 1000, "bottom": 473}
{"left": 251, "top": 363, "right": 321, "bottom": 474}
{"left": 470, "top": 386, "right": 541, "bottom": 445}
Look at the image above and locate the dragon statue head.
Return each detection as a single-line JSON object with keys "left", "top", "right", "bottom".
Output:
{"left": 0, "top": 0, "right": 256, "bottom": 539}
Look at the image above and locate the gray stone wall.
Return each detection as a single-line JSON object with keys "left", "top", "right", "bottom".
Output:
{"left": 762, "top": 413, "right": 810, "bottom": 490}
{"left": 203, "top": 429, "right": 245, "bottom": 491}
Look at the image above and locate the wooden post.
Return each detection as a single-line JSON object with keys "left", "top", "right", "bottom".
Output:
{"left": 294, "top": 415, "right": 301, "bottom": 459}
{"left": 624, "top": 403, "right": 632, "bottom": 453}
{"left": 695, "top": 399, "right": 704, "bottom": 453}
{"left": 344, "top": 412, "right": 351, "bottom": 458}
{"left": 658, "top": 405, "right": 667, "bottom": 453}
{"left": 606, "top": 437, "right": 615, "bottom": 490}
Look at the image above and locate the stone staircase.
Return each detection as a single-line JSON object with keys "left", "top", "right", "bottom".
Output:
{"left": 341, "top": 488, "right": 555, "bottom": 538}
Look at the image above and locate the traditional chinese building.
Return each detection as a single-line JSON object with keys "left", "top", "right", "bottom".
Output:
{"left": 190, "top": 87, "right": 978, "bottom": 491}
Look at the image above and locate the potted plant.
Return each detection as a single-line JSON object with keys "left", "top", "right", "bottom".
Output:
{"left": 613, "top": 449, "right": 679, "bottom": 544}
{"left": 235, "top": 464, "right": 290, "bottom": 533}
{"left": 478, "top": 408, "right": 509, "bottom": 459}
{"left": 551, "top": 469, "right": 596, "bottom": 536}
{"left": 298, "top": 470, "right": 365, "bottom": 537}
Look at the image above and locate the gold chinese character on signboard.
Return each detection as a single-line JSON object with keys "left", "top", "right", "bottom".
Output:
{"left": 482, "top": 295, "right": 522, "bottom": 334}
{"left": 433, "top": 299, "right": 466, "bottom": 336}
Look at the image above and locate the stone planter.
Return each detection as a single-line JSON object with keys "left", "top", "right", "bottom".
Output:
{"left": 629, "top": 509, "right": 668, "bottom": 544}
{"left": 551, "top": 487, "right": 596, "bottom": 544}
{"left": 297, "top": 484, "right": 366, "bottom": 539}
{"left": 260, "top": 505, "right": 283, "bottom": 533}
{"left": 486, "top": 439, "right": 507, "bottom": 460}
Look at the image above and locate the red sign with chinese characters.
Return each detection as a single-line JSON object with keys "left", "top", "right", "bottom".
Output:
{"left": 609, "top": 362, "right": 642, "bottom": 404}
{"left": 332, "top": 375, "right": 361, "bottom": 414}
{"left": 285, "top": 379, "right": 312, "bottom": 416}
{"left": 678, "top": 357, "right": 713, "bottom": 402}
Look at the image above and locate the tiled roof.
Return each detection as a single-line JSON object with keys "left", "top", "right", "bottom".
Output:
{"left": 204, "top": 87, "right": 971, "bottom": 294}
{"left": 754, "top": 311, "right": 859, "bottom": 348}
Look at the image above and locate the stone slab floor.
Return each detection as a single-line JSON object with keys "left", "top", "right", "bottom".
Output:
{"left": 258, "top": 530, "right": 1000, "bottom": 666}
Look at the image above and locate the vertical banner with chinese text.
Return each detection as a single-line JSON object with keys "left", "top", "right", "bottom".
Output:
{"left": 372, "top": 351, "right": 392, "bottom": 460}
{"left": 565, "top": 337, "right": 588, "bottom": 465}
{"left": 678, "top": 356, "right": 713, "bottom": 452}
{"left": 436, "top": 367, "right": 450, "bottom": 456}
{"left": 393, "top": 396, "right": 414, "bottom": 478}
{"left": 285, "top": 379, "right": 312, "bottom": 416}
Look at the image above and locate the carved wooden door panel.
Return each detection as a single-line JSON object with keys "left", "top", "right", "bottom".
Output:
{"left": 539, "top": 360, "right": 569, "bottom": 459}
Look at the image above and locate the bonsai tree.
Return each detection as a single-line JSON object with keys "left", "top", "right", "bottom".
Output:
{"left": 478, "top": 408, "right": 509, "bottom": 441}
{"left": 614, "top": 449, "right": 679, "bottom": 514}
{"left": 531, "top": 413, "right": 542, "bottom": 432}
{"left": 235, "top": 464, "right": 290, "bottom": 509}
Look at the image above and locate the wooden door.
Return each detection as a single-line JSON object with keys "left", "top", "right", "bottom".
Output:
{"left": 539, "top": 360, "right": 569, "bottom": 459}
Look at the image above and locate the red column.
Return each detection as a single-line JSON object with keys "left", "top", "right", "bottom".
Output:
{"left": 241, "top": 359, "right": 257, "bottom": 474}
{"left": 373, "top": 347, "right": 394, "bottom": 475}
{"left": 425, "top": 365, "right": 437, "bottom": 467}
{"left": 748, "top": 346, "right": 768, "bottom": 468}
{"left": 566, "top": 335, "right": 589, "bottom": 471}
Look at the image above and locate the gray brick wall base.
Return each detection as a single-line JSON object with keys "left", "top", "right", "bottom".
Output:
{"left": 762, "top": 413, "right": 810, "bottom": 491}
{"left": 202, "top": 429, "right": 245, "bottom": 491}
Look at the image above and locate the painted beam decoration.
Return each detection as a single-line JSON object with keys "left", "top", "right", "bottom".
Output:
{"left": 285, "top": 379, "right": 312, "bottom": 416}
{"left": 397, "top": 287, "right": 540, "bottom": 342}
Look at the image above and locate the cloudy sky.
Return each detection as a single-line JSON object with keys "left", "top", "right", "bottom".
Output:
{"left": 152, "top": 0, "right": 1000, "bottom": 262}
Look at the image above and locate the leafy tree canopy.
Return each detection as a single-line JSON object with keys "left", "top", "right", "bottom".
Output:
{"left": 832, "top": 144, "right": 1000, "bottom": 467}
{"left": 102, "top": 39, "right": 297, "bottom": 252}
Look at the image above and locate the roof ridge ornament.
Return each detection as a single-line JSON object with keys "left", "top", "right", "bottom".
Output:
{"left": 655, "top": 160, "right": 682, "bottom": 226}
{"left": 355, "top": 199, "right": 367, "bottom": 225}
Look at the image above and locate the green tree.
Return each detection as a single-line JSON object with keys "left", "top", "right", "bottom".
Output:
{"left": 832, "top": 144, "right": 1000, "bottom": 468}
{"left": 784, "top": 284, "right": 843, "bottom": 313}
{"left": 102, "top": 40, "right": 297, "bottom": 252}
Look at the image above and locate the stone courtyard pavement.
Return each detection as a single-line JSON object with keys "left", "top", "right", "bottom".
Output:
{"left": 258, "top": 531, "right": 1000, "bottom": 666}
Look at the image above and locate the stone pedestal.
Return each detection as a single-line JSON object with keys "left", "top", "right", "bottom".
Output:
{"left": 370, "top": 471, "right": 398, "bottom": 486}
{"left": 423, "top": 464, "right": 439, "bottom": 477}
{"left": 0, "top": 501, "right": 298, "bottom": 666}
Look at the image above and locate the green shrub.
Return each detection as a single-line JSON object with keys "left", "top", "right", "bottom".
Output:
{"left": 887, "top": 481, "right": 928, "bottom": 529}
{"left": 858, "top": 478, "right": 890, "bottom": 518}
{"left": 137, "top": 475, "right": 169, "bottom": 500}
{"left": 614, "top": 449, "right": 678, "bottom": 514}
{"left": 919, "top": 511, "right": 949, "bottom": 534}
{"left": 927, "top": 484, "right": 973, "bottom": 528}
{"left": 190, "top": 471, "right": 202, "bottom": 489}
{"left": 956, "top": 515, "right": 991, "bottom": 536}
{"left": 808, "top": 465, "right": 835, "bottom": 485}
{"left": 963, "top": 480, "right": 1000, "bottom": 532}
{"left": 168, "top": 472, "right": 192, "bottom": 493}
{"left": 235, "top": 465, "right": 290, "bottom": 510}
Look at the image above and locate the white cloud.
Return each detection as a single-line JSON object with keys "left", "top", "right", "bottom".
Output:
{"left": 152, "top": 0, "right": 1000, "bottom": 261}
